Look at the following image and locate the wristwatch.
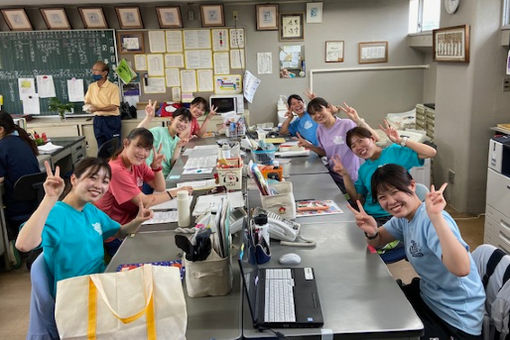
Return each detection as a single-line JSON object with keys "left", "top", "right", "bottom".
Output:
{"left": 400, "top": 137, "right": 409, "bottom": 147}
{"left": 365, "top": 231, "right": 379, "bottom": 240}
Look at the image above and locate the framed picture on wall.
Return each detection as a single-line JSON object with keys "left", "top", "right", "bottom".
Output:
{"left": 433, "top": 24, "right": 470, "bottom": 63}
{"left": 358, "top": 41, "right": 388, "bottom": 64}
{"left": 280, "top": 13, "right": 304, "bottom": 41}
{"left": 40, "top": 8, "right": 71, "bottom": 30}
{"left": 115, "top": 7, "right": 143, "bottom": 29}
{"left": 117, "top": 31, "right": 145, "bottom": 54}
{"left": 156, "top": 6, "right": 182, "bottom": 28}
{"left": 78, "top": 7, "right": 108, "bottom": 29}
{"left": 325, "top": 41, "right": 344, "bottom": 63}
{"left": 200, "top": 4, "right": 225, "bottom": 27}
{"left": 256, "top": 4, "right": 278, "bottom": 31}
{"left": 1, "top": 8, "right": 32, "bottom": 31}
{"left": 306, "top": 2, "right": 323, "bottom": 24}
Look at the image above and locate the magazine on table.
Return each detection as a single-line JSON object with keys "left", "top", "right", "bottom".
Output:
{"left": 295, "top": 199, "right": 343, "bottom": 217}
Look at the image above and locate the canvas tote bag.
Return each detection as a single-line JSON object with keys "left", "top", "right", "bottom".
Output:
{"left": 55, "top": 264, "right": 187, "bottom": 339}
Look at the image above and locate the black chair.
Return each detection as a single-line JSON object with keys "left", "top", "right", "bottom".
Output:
{"left": 13, "top": 172, "right": 47, "bottom": 205}
{"left": 11, "top": 172, "right": 47, "bottom": 269}
{"left": 97, "top": 138, "right": 119, "bottom": 161}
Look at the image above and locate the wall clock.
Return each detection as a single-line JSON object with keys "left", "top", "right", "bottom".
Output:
{"left": 444, "top": 0, "right": 460, "bottom": 14}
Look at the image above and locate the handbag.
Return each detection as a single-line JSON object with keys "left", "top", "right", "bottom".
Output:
{"left": 54, "top": 265, "right": 187, "bottom": 339}
{"left": 184, "top": 248, "right": 232, "bottom": 298}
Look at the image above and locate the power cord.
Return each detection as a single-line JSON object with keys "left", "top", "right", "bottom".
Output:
{"left": 257, "top": 325, "right": 286, "bottom": 339}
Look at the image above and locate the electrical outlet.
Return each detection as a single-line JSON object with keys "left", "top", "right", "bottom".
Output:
{"left": 233, "top": 10, "right": 239, "bottom": 20}
{"left": 448, "top": 169, "right": 455, "bottom": 184}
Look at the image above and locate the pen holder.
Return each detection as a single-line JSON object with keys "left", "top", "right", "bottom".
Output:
{"left": 260, "top": 181, "right": 296, "bottom": 219}
{"left": 184, "top": 248, "right": 232, "bottom": 298}
{"left": 217, "top": 158, "right": 243, "bottom": 191}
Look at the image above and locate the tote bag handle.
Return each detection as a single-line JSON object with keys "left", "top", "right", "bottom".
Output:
{"left": 87, "top": 265, "right": 156, "bottom": 340}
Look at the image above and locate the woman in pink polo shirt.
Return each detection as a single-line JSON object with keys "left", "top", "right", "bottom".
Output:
{"left": 95, "top": 127, "right": 192, "bottom": 255}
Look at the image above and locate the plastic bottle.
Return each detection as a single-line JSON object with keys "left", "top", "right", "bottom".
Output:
{"left": 177, "top": 190, "right": 191, "bottom": 227}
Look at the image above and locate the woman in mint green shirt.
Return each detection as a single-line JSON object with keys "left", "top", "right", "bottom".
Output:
{"left": 138, "top": 102, "right": 192, "bottom": 178}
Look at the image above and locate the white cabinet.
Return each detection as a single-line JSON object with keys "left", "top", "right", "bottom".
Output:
{"left": 484, "top": 168, "right": 510, "bottom": 253}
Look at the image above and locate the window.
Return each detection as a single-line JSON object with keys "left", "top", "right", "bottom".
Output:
{"left": 409, "top": 0, "right": 440, "bottom": 34}
{"left": 503, "top": 0, "right": 510, "bottom": 27}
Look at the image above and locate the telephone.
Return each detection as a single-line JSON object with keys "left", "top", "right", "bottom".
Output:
{"left": 253, "top": 207, "right": 300, "bottom": 242}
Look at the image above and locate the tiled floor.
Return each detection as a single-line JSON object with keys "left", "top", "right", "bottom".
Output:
{"left": 0, "top": 207, "right": 485, "bottom": 339}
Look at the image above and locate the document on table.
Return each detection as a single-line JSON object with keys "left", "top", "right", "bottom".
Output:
{"left": 142, "top": 210, "right": 178, "bottom": 225}
{"left": 182, "top": 168, "right": 213, "bottom": 175}
{"left": 151, "top": 197, "right": 178, "bottom": 210}
{"left": 182, "top": 145, "right": 219, "bottom": 156}
{"left": 177, "top": 179, "right": 216, "bottom": 190}
{"left": 184, "top": 155, "right": 217, "bottom": 169}
{"left": 193, "top": 191, "right": 244, "bottom": 216}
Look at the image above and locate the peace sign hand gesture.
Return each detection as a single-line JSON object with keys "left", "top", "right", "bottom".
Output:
{"left": 338, "top": 102, "right": 360, "bottom": 122}
{"left": 304, "top": 89, "right": 316, "bottom": 100}
{"left": 331, "top": 154, "right": 347, "bottom": 177}
{"left": 425, "top": 183, "right": 448, "bottom": 219}
{"left": 177, "top": 137, "right": 189, "bottom": 148}
{"left": 145, "top": 99, "right": 157, "bottom": 120}
{"left": 296, "top": 132, "right": 312, "bottom": 149}
{"left": 208, "top": 105, "right": 217, "bottom": 117}
{"left": 284, "top": 104, "right": 294, "bottom": 120}
{"left": 43, "top": 161, "right": 65, "bottom": 200}
{"left": 150, "top": 144, "right": 165, "bottom": 170}
{"left": 347, "top": 200, "right": 378, "bottom": 236}
{"left": 379, "top": 119, "right": 401, "bottom": 144}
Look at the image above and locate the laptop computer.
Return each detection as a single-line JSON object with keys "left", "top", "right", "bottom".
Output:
{"left": 238, "top": 251, "right": 324, "bottom": 329}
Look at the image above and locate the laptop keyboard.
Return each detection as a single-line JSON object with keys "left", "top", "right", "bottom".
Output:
{"left": 264, "top": 269, "right": 296, "bottom": 322}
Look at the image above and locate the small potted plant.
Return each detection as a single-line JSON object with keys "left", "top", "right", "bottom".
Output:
{"left": 48, "top": 97, "right": 74, "bottom": 119}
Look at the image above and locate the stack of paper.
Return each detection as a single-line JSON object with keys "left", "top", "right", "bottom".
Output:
{"left": 192, "top": 191, "right": 244, "bottom": 216}
{"left": 38, "top": 142, "right": 63, "bottom": 154}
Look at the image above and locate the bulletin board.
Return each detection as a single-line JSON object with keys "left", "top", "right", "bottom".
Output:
{"left": 0, "top": 29, "right": 117, "bottom": 116}
{"left": 117, "top": 28, "right": 245, "bottom": 105}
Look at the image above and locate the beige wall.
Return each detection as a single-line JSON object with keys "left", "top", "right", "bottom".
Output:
{"left": 433, "top": 0, "right": 510, "bottom": 213}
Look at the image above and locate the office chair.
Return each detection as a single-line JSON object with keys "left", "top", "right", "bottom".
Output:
{"left": 97, "top": 137, "right": 119, "bottom": 161}
{"left": 11, "top": 172, "right": 47, "bottom": 269}
{"left": 380, "top": 183, "right": 429, "bottom": 264}
{"left": 27, "top": 253, "right": 59, "bottom": 339}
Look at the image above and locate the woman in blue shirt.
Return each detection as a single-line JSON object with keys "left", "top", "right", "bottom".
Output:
{"left": 279, "top": 94, "right": 319, "bottom": 146}
{"left": 16, "top": 157, "right": 153, "bottom": 338}
{"left": 349, "top": 164, "right": 485, "bottom": 340}
{"left": 0, "top": 111, "right": 40, "bottom": 240}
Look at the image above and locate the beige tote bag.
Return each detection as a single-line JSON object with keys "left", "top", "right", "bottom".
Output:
{"left": 55, "top": 264, "right": 187, "bottom": 339}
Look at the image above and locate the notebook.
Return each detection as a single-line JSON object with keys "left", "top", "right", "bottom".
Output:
{"left": 238, "top": 256, "right": 324, "bottom": 329}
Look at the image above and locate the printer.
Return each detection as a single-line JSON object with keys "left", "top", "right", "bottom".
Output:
{"left": 489, "top": 135, "right": 510, "bottom": 177}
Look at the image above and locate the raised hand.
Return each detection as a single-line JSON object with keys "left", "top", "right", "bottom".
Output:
{"left": 145, "top": 99, "right": 157, "bottom": 119}
{"left": 425, "top": 183, "right": 448, "bottom": 218}
{"left": 338, "top": 102, "right": 360, "bottom": 121}
{"left": 208, "top": 105, "right": 217, "bottom": 117}
{"left": 284, "top": 104, "right": 294, "bottom": 120}
{"left": 304, "top": 89, "right": 316, "bottom": 100}
{"left": 379, "top": 119, "right": 400, "bottom": 144}
{"left": 296, "top": 132, "right": 313, "bottom": 149}
{"left": 347, "top": 200, "right": 378, "bottom": 235}
{"left": 331, "top": 154, "right": 347, "bottom": 176}
{"left": 151, "top": 144, "right": 165, "bottom": 170}
{"left": 177, "top": 137, "right": 189, "bottom": 148}
{"left": 43, "top": 161, "right": 65, "bottom": 199}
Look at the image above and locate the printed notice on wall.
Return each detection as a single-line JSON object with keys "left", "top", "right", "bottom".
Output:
{"left": 166, "top": 31, "right": 183, "bottom": 52}
{"left": 67, "top": 78, "right": 84, "bottom": 102}
{"left": 257, "top": 52, "right": 272, "bottom": 74}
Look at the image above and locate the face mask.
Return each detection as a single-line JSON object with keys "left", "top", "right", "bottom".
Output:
{"left": 92, "top": 74, "right": 103, "bottom": 81}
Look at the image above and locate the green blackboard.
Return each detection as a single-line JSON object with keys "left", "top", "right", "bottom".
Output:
{"left": 0, "top": 29, "right": 118, "bottom": 116}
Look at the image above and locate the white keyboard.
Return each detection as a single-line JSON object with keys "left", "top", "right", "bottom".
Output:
{"left": 264, "top": 269, "right": 296, "bottom": 323}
